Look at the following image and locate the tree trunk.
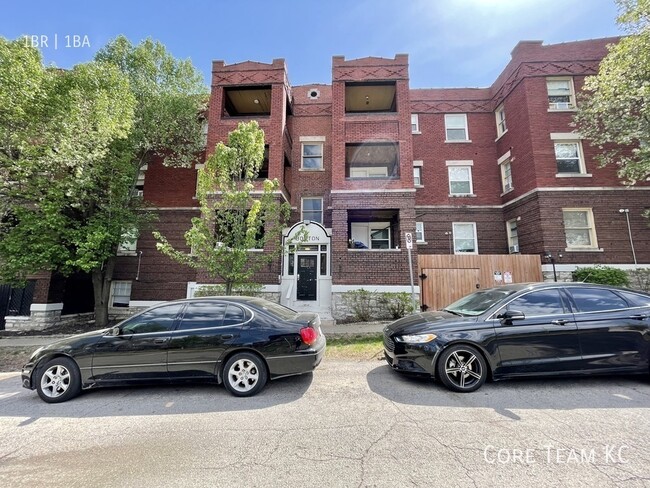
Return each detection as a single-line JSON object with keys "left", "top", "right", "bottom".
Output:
{"left": 225, "top": 281, "right": 233, "bottom": 295}
{"left": 91, "top": 257, "right": 116, "bottom": 327}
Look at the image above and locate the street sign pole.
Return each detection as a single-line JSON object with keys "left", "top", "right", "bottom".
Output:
{"left": 405, "top": 233, "right": 417, "bottom": 313}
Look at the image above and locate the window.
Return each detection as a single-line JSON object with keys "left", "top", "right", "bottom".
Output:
{"left": 301, "top": 197, "right": 323, "bottom": 224}
{"left": 506, "top": 219, "right": 519, "bottom": 253}
{"left": 111, "top": 281, "right": 132, "bottom": 307}
{"left": 568, "top": 288, "right": 628, "bottom": 313}
{"left": 121, "top": 304, "right": 183, "bottom": 334}
{"left": 506, "top": 290, "right": 566, "bottom": 316}
{"left": 500, "top": 158, "right": 513, "bottom": 193}
{"left": 179, "top": 302, "right": 228, "bottom": 330}
{"left": 411, "top": 114, "right": 420, "bottom": 133}
{"left": 547, "top": 77, "right": 575, "bottom": 110}
{"left": 350, "top": 222, "right": 392, "bottom": 249}
{"left": 415, "top": 222, "right": 425, "bottom": 243}
{"left": 444, "top": 114, "right": 469, "bottom": 141}
{"left": 448, "top": 165, "right": 473, "bottom": 195}
{"left": 302, "top": 143, "right": 323, "bottom": 170}
{"left": 453, "top": 223, "right": 477, "bottom": 254}
{"left": 563, "top": 209, "right": 598, "bottom": 249}
{"left": 346, "top": 143, "right": 398, "bottom": 179}
{"left": 554, "top": 141, "right": 585, "bottom": 174}
{"left": 413, "top": 166, "right": 422, "bottom": 186}
{"left": 117, "top": 227, "right": 138, "bottom": 255}
{"left": 495, "top": 105, "right": 507, "bottom": 137}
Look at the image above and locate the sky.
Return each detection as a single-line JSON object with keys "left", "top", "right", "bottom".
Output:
{"left": 1, "top": 0, "right": 622, "bottom": 89}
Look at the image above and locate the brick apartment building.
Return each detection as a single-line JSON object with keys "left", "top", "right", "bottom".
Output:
{"left": 4, "top": 36, "right": 650, "bottom": 326}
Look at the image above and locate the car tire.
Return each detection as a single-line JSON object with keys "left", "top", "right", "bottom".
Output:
{"left": 223, "top": 352, "right": 268, "bottom": 397}
{"left": 436, "top": 344, "right": 487, "bottom": 393}
{"left": 36, "top": 357, "right": 82, "bottom": 403}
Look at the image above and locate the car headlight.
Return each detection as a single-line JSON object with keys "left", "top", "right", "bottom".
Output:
{"left": 396, "top": 333, "right": 437, "bottom": 344}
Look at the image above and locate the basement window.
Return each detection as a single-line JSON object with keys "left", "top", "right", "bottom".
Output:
{"left": 223, "top": 85, "right": 272, "bottom": 116}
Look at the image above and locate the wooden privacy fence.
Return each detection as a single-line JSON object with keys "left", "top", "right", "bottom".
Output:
{"left": 418, "top": 254, "right": 543, "bottom": 312}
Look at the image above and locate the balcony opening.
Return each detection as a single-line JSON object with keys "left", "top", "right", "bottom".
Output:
{"left": 346, "top": 142, "right": 399, "bottom": 179}
{"left": 223, "top": 85, "right": 272, "bottom": 116}
{"left": 348, "top": 209, "right": 399, "bottom": 249}
{"left": 345, "top": 81, "right": 397, "bottom": 113}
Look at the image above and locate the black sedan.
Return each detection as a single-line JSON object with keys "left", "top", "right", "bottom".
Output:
{"left": 384, "top": 283, "right": 650, "bottom": 392}
{"left": 22, "top": 297, "right": 326, "bottom": 403}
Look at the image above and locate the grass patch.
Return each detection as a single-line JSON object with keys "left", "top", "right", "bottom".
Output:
{"left": 325, "top": 333, "right": 384, "bottom": 360}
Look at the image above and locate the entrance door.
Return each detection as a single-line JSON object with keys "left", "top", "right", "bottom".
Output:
{"left": 297, "top": 255, "right": 317, "bottom": 301}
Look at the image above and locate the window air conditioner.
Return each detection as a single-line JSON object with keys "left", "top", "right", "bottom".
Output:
{"left": 550, "top": 102, "right": 572, "bottom": 110}
{"left": 509, "top": 244, "right": 519, "bottom": 253}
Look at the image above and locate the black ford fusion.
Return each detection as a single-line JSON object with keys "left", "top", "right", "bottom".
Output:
{"left": 22, "top": 297, "right": 325, "bottom": 403}
{"left": 384, "top": 283, "right": 650, "bottom": 392}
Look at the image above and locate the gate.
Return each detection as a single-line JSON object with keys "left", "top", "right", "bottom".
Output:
{"left": 418, "top": 255, "right": 542, "bottom": 312}
{"left": 0, "top": 281, "right": 36, "bottom": 329}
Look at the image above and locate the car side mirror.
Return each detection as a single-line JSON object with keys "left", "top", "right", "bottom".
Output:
{"left": 107, "top": 326, "right": 121, "bottom": 337}
{"left": 497, "top": 310, "right": 526, "bottom": 324}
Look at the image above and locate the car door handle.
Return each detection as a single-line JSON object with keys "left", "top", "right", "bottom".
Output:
{"left": 220, "top": 334, "right": 234, "bottom": 340}
{"left": 153, "top": 338, "right": 169, "bottom": 344}
{"left": 551, "top": 320, "right": 569, "bottom": 326}
{"left": 629, "top": 314, "right": 648, "bottom": 320}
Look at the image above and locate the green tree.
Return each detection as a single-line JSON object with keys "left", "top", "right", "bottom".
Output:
{"left": 575, "top": 0, "right": 650, "bottom": 187}
{"left": 0, "top": 38, "right": 137, "bottom": 327}
{"left": 154, "top": 121, "right": 292, "bottom": 295}
{"left": 0, "top": 36, "right": 208, "bottom": 327}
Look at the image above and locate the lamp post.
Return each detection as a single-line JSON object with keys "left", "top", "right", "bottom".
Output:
{"left": 543, "top": 251, "right": 562, "bottom": 282}
{"left": 619, "top": 209, "right": 637, "bottom": 265}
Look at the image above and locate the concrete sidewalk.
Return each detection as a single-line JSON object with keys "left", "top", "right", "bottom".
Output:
{"left": 0, "top": 321, "right": 389, "bottom": 348}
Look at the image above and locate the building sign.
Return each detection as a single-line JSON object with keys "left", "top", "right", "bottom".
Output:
{"left": 284, "top": 221, "right": 331, "bottom": 246}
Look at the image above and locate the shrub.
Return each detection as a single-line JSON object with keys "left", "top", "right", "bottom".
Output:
{"left": 628, "top": 268, "right": 650, "bottom": 293}
{"left": 342, "top": 289, "right": 373, "bottom": 322}
{"left": 378, "top": 292, "right": 416, "bottom": 319}
{"left": 194, "top": 283, "right": 263, "bottom": 297}
{"left": 572, "top": 266, "right": 630, "bottom": 287}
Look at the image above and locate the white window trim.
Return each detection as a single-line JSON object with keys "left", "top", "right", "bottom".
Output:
{"left": 495, "top": 104, "right": 507, "bottom": 139}
{"left": 413, "top": 164, "right": 423, "bottom": 187}
{"left": 117, "top": 228, "right": 138, "bottom": 256}
{"left": 562, "top": 208, "right": 600, "bottom": 251}
{"left": 300, "top": 140, "right": 324, "bottom": 170}
{"left": 415, "top": 222, "right": 425, "bottom": 243}
{"left": 498, "top": 154, "right": 513, "bottom": 194}
{"left": 447, "top": 164, "right": 474, "bottom": 196}
{"left": 444, "top": 114, "right": 470, "bottom": 142}
{"left": 547, "top": 77, "right": 576, "bottom": 111}
{"left": 553, "top": 139, "right": 588, "bottom": 176}
{"left": 301, "top": 197, "right": 324, "bottom": 224}
{"left": 110, "top": 281, "right": 132, "bottom": 308}
{"left": 506, "top": 219, "right": 519, "bottom": 253}
{"left": 411, "top": 114, "right": 420, "bottom": 134}
{"left": 452, "top": 222, "right": 478, "bottom": 255}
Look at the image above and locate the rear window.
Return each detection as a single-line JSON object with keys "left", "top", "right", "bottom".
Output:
{"left": 248, "top": 298, "right": 297, "bottom": 321}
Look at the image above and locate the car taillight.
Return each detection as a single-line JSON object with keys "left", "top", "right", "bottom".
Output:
{"left": 300, "top": 326, "right": 318, "bottom": 345}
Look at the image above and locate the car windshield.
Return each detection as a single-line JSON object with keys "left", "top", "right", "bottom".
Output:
{"left": 443, "top": 289, "right": 517, "bottom": 316}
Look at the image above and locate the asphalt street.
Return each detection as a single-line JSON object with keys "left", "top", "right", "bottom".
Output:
{"left": 0, "top": 359, "right": 649, "bottom": 487}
